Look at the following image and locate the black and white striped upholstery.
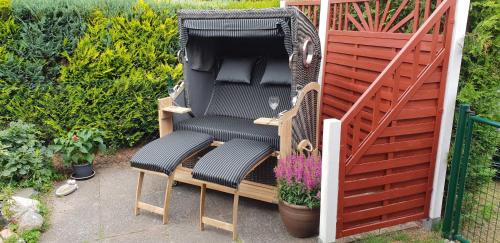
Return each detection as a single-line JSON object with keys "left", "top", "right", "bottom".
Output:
{"left": 192, "top": 139, "right": 273, "bottom": 188}
{"left": 130, "top": 131, "right": 213, "bottom": 175}
{"left": 174, "top": 60, "right": 290, "bottom": 149}
{"left": 174, "top": 115, "right": 279, "bottom": 149}
{"left": 205, "top": 59, "right": 292, "bottom": 120}
{"left": 178, "top": 8, "right": 322, "bottom": 150}
{"left": 183, "top": 18, "right": 289, "bottom": 40}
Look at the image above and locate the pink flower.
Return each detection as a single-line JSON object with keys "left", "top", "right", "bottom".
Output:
{"left": 72, "top": 134, "right": 79, "bottom": 142}
{"left": 316, "top": 191, "right": 321, "bottom": 199}
{"left": 275, "top": 154, "right": 322, "bottom": 190}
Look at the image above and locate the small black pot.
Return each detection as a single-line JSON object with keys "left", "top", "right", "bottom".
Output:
{"left": 71, "top": 163, "right": 95, "bottom": 180}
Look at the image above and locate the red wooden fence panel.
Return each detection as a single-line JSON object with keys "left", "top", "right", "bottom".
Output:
{"left": 317, "top": 0, "right": 456, "bottom": 238}
{"left": 285, "top": 0, "right": 321, "bottom": 28}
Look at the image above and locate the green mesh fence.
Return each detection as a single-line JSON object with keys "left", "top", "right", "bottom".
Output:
{"left": 442, "top": 104, "right": 500, "bottom": 243}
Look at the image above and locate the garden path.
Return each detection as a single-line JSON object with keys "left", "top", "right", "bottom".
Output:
{"left": 40, "top": 164, "right": 316, "bottom": 243}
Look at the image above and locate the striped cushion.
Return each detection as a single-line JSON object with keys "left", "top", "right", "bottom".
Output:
{"left": 174, "top": 115, "right": 280, "bottom": 149}
{"left": 205, "top": 59, "right": 292, "bottom": 120}
{"left": 130, "top": 131, "right": 213, "bottom": 175}
{"left": 182, "top": 18, "right": 288, "bottom": 39}
{"left": 192, "top": 139, "right": 273, "bottom": 188}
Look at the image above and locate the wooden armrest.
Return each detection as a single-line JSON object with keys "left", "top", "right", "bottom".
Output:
{"left": 253, "top": 117, "right": 280, "bottom": 126}
{"left": 162, "top": 106, "right": 192, "bottom": 114}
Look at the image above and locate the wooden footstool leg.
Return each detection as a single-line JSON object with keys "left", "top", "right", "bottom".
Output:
{"left": 199, "top": 184, "right": 206, "bottom": 230}
{"left": 232, "top": 192, "right": 239, "bottom": 241}
{"left": 135, "top": 171, "right": 145, "bottom": 216}
{"left": 163, "top": 173, "right": 175, "bottom": 224}
{"left": 196, "top": 184, "right": 240, "bottom": 240}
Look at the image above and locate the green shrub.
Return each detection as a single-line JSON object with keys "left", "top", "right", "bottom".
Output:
{"left": 56, "top": 3, "right": 182, "bottom": 146}
{"left": 0, "top": 0, "right": 87, "bottom": 86}
{"left": 0, "top": 0, "right": 10, "bottom": 19}
{"left": 0, "top": 121, "right": 56, "bottom": 191}
{"left": 0, "top": 0, "right": 279, "bottom": 148}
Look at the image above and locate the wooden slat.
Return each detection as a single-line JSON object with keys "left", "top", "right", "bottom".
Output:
{"left": 162, "top": 106, "right": 192, "bottom": 114}
{"left": 344, "top": 168, "right": 429, "bottom": 191}
{"left": 137, "top": 202, "right": 164, "bottom": 215}
{"left": 254, "top": 117, "right": 280, "bottom": 126}
{"left": 328, "top": 43, "right": 397, "bottom": 60}
{"left": 365, "top": 138, "right": 434, "bottom": 155}
{"left": 397, "top": 107, "right": 437, "bottom": 120}
{"left": 174, "top": 166, "right": 278, "bottom": 204}
{"left": 344, "top": 198, "right": 425, "bottom": 223}
{"left": 342, "top": 213, "right": 425, "bottom": 236}
{"left": 380, "top": 122, "right": 435, "bottom": 137}
{"left": 344, "top": 183, "right": 428, "bottom": 206}
{"left": 202, "top": 217, "right": 233, "bottom": 231}
{"left": 324, "top": 77, "right": 367, "bottom": 93}
{"left": 329, "top": 34, "right": 442, "bottom": 52}
{"left": 325, "top": 63, "right": 379, "bottom": 83}
{"left": 350, "top": 153, "right": 431, "bottom": 175}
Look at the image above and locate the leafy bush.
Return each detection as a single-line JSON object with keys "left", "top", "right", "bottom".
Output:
{"left": 56, "top": 3, "right": 182, "bottom": 146}
{"left": 0, "top": 121, "right": 56, "bottom": 191}
{"left": 274, "top": 154, "right": 321, "bottom": 208}
{"left": 52, "top": 129, "right": 106, "bottom": 166}
{"left": 0, "top": 0, "right": 279, "bottom": 148}
{"left": 3, "top": 5, "right": 86, "bottom": 86}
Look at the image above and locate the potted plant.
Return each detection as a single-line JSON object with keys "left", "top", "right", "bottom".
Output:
{"left": 52, "top": 129, "right": 106, "bottom": 180}
{"left": 274, "top": 154, "right": 321, "bottom": 238}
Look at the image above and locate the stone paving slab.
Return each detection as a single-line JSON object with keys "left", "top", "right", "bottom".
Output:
{"left": 41, "top": 165, "right": 317, "bottom": 243}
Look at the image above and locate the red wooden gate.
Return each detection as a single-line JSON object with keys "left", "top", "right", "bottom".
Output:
{"left": 288, "top": 0, "right": 456, "bottom": 237}
{"left": 318, "top": 0, "right": 456, "bottom": 237}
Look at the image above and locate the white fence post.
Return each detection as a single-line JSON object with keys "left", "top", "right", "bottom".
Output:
{"left": 280, "top": 0, "right": 286, "bottom": 8}
{"left": 429, "top": 0, "right": 471, "bottom": 219}
{"left": 317, "top": 0, "right": 329, "bottom": 85}
{"left": 319, "top": 119, "right": 341, "bottom": 243}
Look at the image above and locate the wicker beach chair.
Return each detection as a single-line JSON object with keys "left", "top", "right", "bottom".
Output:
{"left": 130, "top": 7, "right": 321, "bottom": 239}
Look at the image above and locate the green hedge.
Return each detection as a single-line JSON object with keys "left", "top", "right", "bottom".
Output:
{"left": 0, "top": 0, "right": 278, "bottom": 147}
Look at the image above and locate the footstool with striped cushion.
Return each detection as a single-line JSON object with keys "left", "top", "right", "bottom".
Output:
{"left": 130, "top": 131, "right": 213, "bottom": 224}
{"left": 191, "top": 139, "right": 273, "bottom": 240}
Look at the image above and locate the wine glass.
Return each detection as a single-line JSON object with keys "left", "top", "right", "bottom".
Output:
{"left": 168, "top": 87, "right": 179, "bottom": 106}
{"left": 269, "top": 96, "right": 280, "bottom": 118}
{"left": 168, "top": 87, "right": 177, "bottom": 98}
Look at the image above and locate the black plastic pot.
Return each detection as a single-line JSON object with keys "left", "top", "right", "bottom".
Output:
{"left": 71, "top": 163, "right": 95, "bottom": 180}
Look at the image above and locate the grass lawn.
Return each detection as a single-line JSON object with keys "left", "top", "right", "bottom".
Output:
{"left": 358, "top": 228, "right": 444, "bottom": 243}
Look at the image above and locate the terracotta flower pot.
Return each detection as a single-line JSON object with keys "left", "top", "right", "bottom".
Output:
{"left": 278, "top": 201, "right": 320, "bottom": 238}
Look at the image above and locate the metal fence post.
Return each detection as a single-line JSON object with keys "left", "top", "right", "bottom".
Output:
{"left": 451, "top": 107, "right": 473, "bottom": 240}
{"left": 442, "top": 104, "right": 470, "bottom": 238}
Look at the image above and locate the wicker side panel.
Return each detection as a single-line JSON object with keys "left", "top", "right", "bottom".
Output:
{"left": 289, "top": 8, "right": 322, "bottom": 152}
{"left": 292, "top": 90, "right": 319, "bottom": 149}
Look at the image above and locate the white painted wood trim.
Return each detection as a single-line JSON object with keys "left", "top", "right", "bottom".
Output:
{"left": 280, "top": 0, "right": 286, "bottom": 8}
{"left": 317, "top": 0, "right": 329, "bottom": 85}
{"left": 429, "top": 0, "right": 471, "bottom": 219}
{"left": 319, "top": 119, "right": 341, "bottom": 243}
